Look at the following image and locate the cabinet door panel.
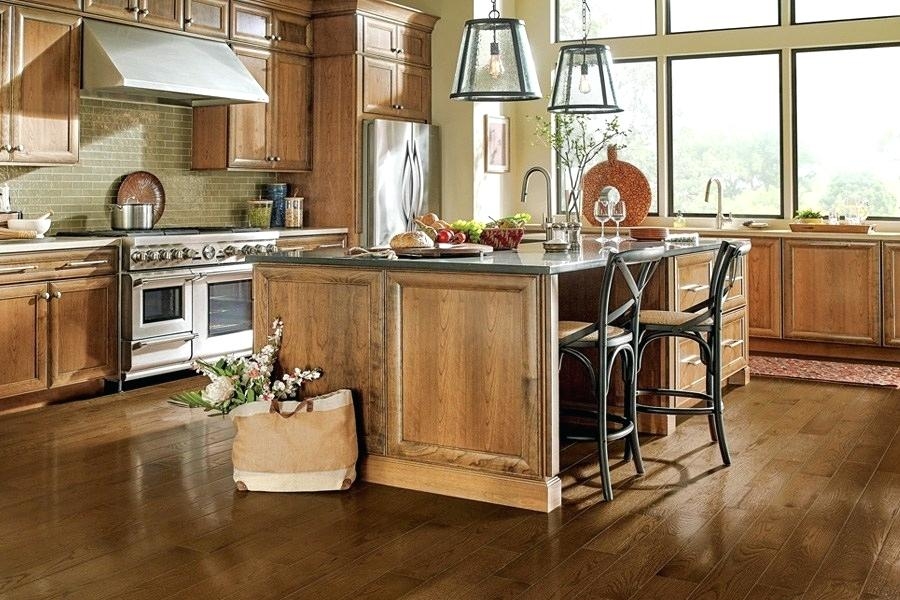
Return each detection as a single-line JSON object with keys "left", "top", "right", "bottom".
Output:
{"left": 10, "top": 7, "right": 80, "bottom": 164}
{"left": 747, "top": 237, "right": 782, "bottom": 338}
{"left": 271, "top": 52, "right": 311, "bottom": 171}
{"left": 783, "top": 240, "right": 880, "bottom": 345}
{"left": 48, "top": 276, "right": 117, "bottom": 388}
{"left": 83, "top": 0, "right": 136, "bottom": 21}
{"left": 25, "top": 0, "right": 81, "bottom": 10}
{"left": 228, "top": 47, "right": 271, "bottom": 169}
{"left": 140, "top": 0, "right": 183, "bottom": 30}
{"left": 397, "top": 24, "right": 429, "bottom": 66}
{"left": 361, "top": 56, "right": 395, "bottom": 116}
{"left": 184, "top": 0, "right": 227, "bottom": 38}
{"left": 273, "top": 11, "right": 311, "bottom": 55}
{"left": 884, "top": 243, "right": 900, "bottom": 347}
{"left": 397, "top": 63, "right": 429, "bottom": 122}
{"left": 0, "top": 4, "right": 9, "bottom": 159}
{"left": 231, "top": 1, "right": 272, "bottom": 47}
{"left": 362, "top": 16, "right": 396, "bottom": 58}
{"left": 0, "top": 283, "right": 48, "bottom": 398}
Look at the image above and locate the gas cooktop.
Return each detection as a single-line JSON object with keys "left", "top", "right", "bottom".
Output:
{"left": 57, "top": 227, "right": 262, "bottom": 237}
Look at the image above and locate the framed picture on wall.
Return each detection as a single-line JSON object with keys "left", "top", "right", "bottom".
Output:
{"left": 484, "top": 115, "right": 510, "bottom": 173}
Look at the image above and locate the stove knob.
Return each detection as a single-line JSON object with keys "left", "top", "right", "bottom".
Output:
{"left": 202, "top": 245, "right": 217, "bottom": 260}
{"left": 242, "top": 245, "right": 255, "bottom": 255}
{"left": 158, "top": 249, "right": 173, "bottom": 261}
{"left": 181, "top": 248, "right": 198, "bottom": 260}
{"left": 224, "top": 245, "right": 240, "bottom": 257}
{"left": 266, "top": 244, "right": 279, "bottom": 254}
{"left": 255, "top": 244, "right": 266, "bottom": 254}
{"left": 145, "top": 250, "right": 159, "bottom": 261}
{"left": 130, "top": 251, "right": 143, "bottom": 262}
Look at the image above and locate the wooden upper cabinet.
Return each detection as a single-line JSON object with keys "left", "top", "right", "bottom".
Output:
{"left": 4, "top": 6, "right": 80, "bottom": 165}
{"left": 48, "top": 276, "right": 118, "bottom": 388}
{"left": 184, "top": 0, "right": 227, "bottom": 37}
{"left": 140, "top": 0, "right": 184, "bottom": 30}
{"left": 747, "top": 237, "right": 782, "bottom": 338}
{"left": 0, "top": 282, "right": 48, "bottom": 399}
{"left": 231, "top": 2, "right": 311, "bottom": 54}
{"left": 397, "top": 63, "right": 430, "bottom": 122}
{"left": 228, "top": 46, "right": 271, "bottom": 169}
{"left": 361, "top": 56, "right": 430, "bottom": 122}
{"left": 361, "top": 56, "right": 395, "bottom": 115}
{"left": 271, "top": 52, "right": 311, "bottom": 171}
{"left": 783, "top": 239, "right": 881, "bottom": 345}
{"left": 362, "top": 15, "right": 429, "bottom": 66}
{"left": 883, "top": 243, "right": 900, "bottom": 347}
{"left": 83, "top": 0, "right": 138, "bottom": 21}
{"left": 26, "top": 0, "right": 81, "bottom": 10}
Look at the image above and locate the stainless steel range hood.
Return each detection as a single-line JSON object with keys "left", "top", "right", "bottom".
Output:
{"left": 81, "top": 20, "right": 269, "bottom": 107}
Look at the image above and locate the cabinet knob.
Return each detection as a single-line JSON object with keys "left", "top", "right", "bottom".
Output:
{"left": 274, "top": 156, "right": 281, "bottom": 162}
{"left": 0, "top": 144, "right": 9, "bottom": 152}
{"left": 40, "top": 292, "right": 50, "bottom": 301}
{"left": 275, "top": 35, "right": 283, "bottom": 41}
{"left": 139, "top": 8, "right": 150, "bottom": 16}
{"left": 184, "top": 17, "right": 193, "bottom": 26}
{"left": 264, "top": 34, "right": 274, "bottom": 40}
{"left": 126, "top": 5, "right": 139, "bottom": 13}
{"left": 395, "top": 48, "right": 403, "bottom": 55}
{"left": 52, "top": 291, "right": 62, "bottom": 299}
{"left": 12, "top": 144, "right": 23, "bottom": 152}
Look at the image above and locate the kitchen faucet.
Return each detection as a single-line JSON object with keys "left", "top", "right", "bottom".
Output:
{"left": 704, "top": 177, "right": 731, "bottom": 229}
{"left": 521, "top": 166, "right": 554, "bottom": 240}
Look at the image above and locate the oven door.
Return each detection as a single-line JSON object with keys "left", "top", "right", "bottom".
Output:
{"left": 192, "top": 264, "right": 254, "bottom": 361}
{"left": 123, "top": 271, "right": 197, "bottom": 340}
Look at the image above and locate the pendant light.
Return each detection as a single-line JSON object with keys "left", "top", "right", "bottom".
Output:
{"left": 450, "top": 0, "right": 541, "bottom": 102}
{"left": 548, "top": 0, "right": 622, "bottom": 113}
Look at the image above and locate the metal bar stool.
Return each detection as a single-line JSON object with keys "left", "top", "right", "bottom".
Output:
{"left": 633, "top": 240, "right": 751, "bottom": 465}
{"left": 558, "top": 245, "right": 665, "bottom": 501}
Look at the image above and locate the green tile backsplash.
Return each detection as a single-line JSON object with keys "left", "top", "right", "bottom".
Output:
{"left": 0, "top": 98, "right": 280, "bottom": 232}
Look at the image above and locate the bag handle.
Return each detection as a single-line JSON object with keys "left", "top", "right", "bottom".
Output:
{"left": 268, "top": 398, "right": 315, "bottom": 418}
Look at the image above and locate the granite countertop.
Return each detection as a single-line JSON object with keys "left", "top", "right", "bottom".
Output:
{"left": 0, "top": 236, "right": 120, "bottom": 254}
{"left": 524, "top": 223, "right": 900, "bottom": 242}
{"left": 249, "top": 237, "right": 732, "bottom": 275}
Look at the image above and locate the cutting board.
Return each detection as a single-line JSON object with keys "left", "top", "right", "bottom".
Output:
{"left": 395, "top": 243, "right": 493, "bottom": 258}
{"left": 788, "top": 223, "right": 874, "bottom": 234}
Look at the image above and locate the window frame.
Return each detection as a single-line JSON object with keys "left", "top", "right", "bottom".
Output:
{"left": 666, "top": 0, "right": 781, "bottom": 34}
{"left": 554, "top": 0, "right": 658, "bottom": 43}
{"left": 791, "top": 1, "right": 900, "bottom": 25}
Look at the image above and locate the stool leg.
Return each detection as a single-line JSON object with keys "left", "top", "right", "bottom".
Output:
{"left": 622, "top": 349, "right": 644, "bottom": 474}
{"left": 711, "top": 339, "right": 731, "bottom": 466}
{"left": 706, "top": 366, "right": 718, "bottom": 443}
{"left": 597, "top": 362, "right": 614, "bottom": 502}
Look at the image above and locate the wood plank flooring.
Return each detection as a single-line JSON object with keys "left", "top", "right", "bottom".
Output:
{"left": 0, "top": 376, "right": 898, "bottom": 599}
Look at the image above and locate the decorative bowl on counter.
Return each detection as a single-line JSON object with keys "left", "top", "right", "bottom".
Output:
{"left": 479, "top": 227, "right": 525, "bottom": 250}
{"left": 7, "top": 217, "right": 51, "bottom": 238}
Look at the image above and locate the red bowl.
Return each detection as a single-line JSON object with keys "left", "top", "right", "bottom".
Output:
{"left": 479, "top": 227, "right": 524, "bottom": 250}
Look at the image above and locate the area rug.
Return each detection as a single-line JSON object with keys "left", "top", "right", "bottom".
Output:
{"left": 749, "top": 355, "right": 900, "bottom": 388}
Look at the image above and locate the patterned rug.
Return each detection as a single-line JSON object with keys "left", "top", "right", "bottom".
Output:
{"left": 749, "top": 355, "right": 900, "bottom": 388}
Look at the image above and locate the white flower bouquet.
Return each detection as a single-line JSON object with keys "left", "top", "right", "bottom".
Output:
{"left": 171, "top": 318, "right": 322, "bottom": 416}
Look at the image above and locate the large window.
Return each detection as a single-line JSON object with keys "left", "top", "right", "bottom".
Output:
{"left": 554, "top": 1, "right": 900, "bottom": 221}
{"left": 670, "top": 53, "right": 781, "bottom": 217}
{"left": 795, "top": 46, "right": 900, "bottom": 218}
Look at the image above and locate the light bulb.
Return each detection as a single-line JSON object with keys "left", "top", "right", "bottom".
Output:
{"left": 578, "top": 62, "right": 591, "bottom": 94}
{"left": 488, "top": 42, "right": 504, "bottom": 79}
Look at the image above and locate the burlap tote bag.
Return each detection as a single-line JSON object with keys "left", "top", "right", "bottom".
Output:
{"left": 229, "top": 389, "right": 358, "bottom": 492}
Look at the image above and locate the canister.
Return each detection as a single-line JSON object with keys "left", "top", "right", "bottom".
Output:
{"left": 264, "top": 183, "right": 288, "bottom": 227}
{"left": 285, "top": 197, "right": 304, "bottom": 228}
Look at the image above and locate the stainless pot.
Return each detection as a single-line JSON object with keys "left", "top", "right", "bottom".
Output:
{"left": 111, "top": 204, "right": 154, "bottom": 230}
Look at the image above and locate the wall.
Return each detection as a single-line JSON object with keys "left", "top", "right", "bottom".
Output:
{"left": 0, "top": 98, "right": 275, "bottom": 233}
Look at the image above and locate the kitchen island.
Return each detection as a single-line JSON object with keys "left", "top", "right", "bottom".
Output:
{"left": 248, "top": 238, "right": 747, "bottom": 511}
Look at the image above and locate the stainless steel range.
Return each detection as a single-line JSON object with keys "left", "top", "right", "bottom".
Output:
{"left": 62, "top": 228, "right": 279, "bottom": 380}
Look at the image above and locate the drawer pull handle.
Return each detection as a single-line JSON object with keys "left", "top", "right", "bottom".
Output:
{"left": 63, "top": 260, "right": 108, "bottom": 268}
{"left": 680, "top": 283, "right": 710, "bottom": 292}
{"left": 722, "top": 339, "right": 744, "bottom": 349}
{"left": 0, "top": 265, "right": 38, "bottom": 274}
{"left": 132, "top": 275, "right": 199, "bottom": 287}
{"left": 681, "top": 355, "right": 703, "bottom": 366}
{"left": 132, "top": 333, "right": 198, "bottom": 350}
{"left": 316, "top": 243, "right": 345, "bottom": 249}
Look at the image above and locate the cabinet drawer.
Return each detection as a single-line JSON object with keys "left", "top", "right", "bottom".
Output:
{"left": 673, "top": 250, "right": 714, "bottom": 311}
{"left": 276, "top": 234, "right": 346, "bottom": 252}
{"left": 0, "top": 248, "right": 117, "bottom": 285}
{"left": 675, "top": 308, "right": 747, "bottom": 391}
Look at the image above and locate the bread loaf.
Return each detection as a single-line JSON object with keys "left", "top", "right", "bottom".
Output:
{"left": 389, "top": 231, "right": 433, "bottom": 250}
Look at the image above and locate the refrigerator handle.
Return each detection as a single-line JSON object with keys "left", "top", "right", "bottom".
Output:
{"left": 412, "top": 142, "right": 425, "bottom": 220}
{"left": 400, "top": 139, "right": 415, "bottom": 230}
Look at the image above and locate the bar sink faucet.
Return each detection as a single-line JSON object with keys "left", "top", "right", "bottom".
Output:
{"left": 521, "top": 166, "right": 553, "bottom": 240}
{"left": 704, "top": 177, "right": 732, "bottom": 229}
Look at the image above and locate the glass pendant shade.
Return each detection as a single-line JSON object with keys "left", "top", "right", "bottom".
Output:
{"left": 450, "top": 18, "right": 542, "bottom": 102}
{"left": 548, "top": 43, "right": 622, "bottom": 113}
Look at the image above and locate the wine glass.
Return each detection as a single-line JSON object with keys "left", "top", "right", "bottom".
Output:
{"left": 593, "top": 198, "right": 611, "bottom": 241}
{"left": 611, "top": 199, "right": 627, "bottom": 241}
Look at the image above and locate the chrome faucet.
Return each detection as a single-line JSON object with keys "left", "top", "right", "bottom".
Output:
{"left": 704, "top": 177, "right": 730, "bottom": 229}
{"left": 521, "top": 166, "right": 553, "bottom": 240}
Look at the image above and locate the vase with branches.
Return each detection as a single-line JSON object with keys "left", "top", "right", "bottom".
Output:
{"left": 532, "top": 114, "right": 628, "bottom": 224}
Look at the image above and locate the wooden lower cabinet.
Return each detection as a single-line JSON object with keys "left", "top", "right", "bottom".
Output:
{"left": 783, "top": 239, "right": 880, "bottom": 345}
{"left": 747, "top": 236, "right": 781, "bottom": 338}
{"left": 884, "top": 243, "right": 900, "bottom": 347}
{"left": 0, "top": 275, "right": 117, "bottom": 401}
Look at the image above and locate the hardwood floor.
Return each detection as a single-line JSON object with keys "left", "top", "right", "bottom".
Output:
{"left": 0, "top": 376, "right": 898, "bottom": 599}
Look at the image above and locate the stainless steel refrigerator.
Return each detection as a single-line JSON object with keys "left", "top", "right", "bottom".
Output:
{"left": 362, "top": 119, "right": 441, "bottom": 248}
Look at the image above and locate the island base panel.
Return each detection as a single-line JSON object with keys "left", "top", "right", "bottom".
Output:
{"left": 361, "top": 455, "right": 562, "bottom": 512}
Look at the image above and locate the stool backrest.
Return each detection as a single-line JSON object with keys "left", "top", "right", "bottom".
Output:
{"left": 703, "top": 240, "right": 752, "bottom": 326}
{"left": 597, "top": 245, "right": 666, "bottom": 339}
